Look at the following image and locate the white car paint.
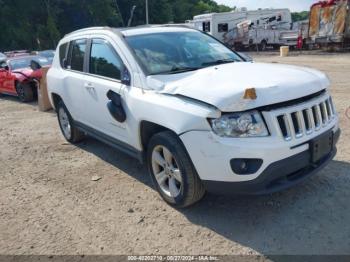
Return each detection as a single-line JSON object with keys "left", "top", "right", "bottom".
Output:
{"left": 149, "top": 62, "right": 330, "bottom": 112}
{"left": 47, "top": 26, "right": 339, "bottom": 189}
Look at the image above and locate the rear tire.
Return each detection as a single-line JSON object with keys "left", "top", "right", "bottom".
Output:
{"left": 15, "top": 82, "right": 34, "bottom": 102}
{"left": 147, "top": 131, "right": 205, "bottom": 208}
{"left": 57, "top": 100, "right": 85, "bottom": 143}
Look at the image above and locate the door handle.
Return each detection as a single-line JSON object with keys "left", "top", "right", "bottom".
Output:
{"left": 84, "top": 83, "right": 94, "bottom": 89}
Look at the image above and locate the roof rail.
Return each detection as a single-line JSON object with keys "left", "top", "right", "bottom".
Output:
{"left": 64, "top": 26, "right": 113, "bottom": 37}
{"left": 117, "top": 24, "right": 194, "bottom": 32}
{"left": 65, "top": 24, "right": 194, "bottom": 36}
{"left": 160, "top": 24, "right": 194, "bottom": 28}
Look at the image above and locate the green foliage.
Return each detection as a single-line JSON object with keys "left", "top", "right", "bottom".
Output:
{"left": 0, "top": 0, "right": 233, "bottom": 51}
{"left": 292, "top": 11, "right": 310, "bottom": 22}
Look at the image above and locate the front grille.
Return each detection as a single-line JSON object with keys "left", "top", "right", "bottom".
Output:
{"left": 276, "top": 96, "right": 336, "bottom": 141}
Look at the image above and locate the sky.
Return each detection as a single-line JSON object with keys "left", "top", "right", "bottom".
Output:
{"left": 215, "top": 0, "right": 317, "bottom": 12}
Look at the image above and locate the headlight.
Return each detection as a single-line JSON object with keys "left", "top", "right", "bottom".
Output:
{"left": 210, "top": 110, "right": 269, "bottom": 138}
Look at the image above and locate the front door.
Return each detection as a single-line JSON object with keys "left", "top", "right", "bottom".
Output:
{"left": 82, "top": 38, "right": 130, "bottom": 144}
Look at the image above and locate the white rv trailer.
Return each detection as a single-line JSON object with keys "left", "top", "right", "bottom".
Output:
{"left": 231, "top": 20, "right": 299, "bottom": 50}
{"left": 191, "top": 8, "right": 292, "bottom": 43}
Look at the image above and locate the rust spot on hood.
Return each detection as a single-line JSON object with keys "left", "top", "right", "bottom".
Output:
{"left": 243, "top": 88, "right": 257, "bottom": 100}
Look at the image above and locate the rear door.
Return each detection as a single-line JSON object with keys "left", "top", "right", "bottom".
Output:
{"left": 63, "top": 38, "right": 88, "bottom": 121}
{"left": 82, "top": 37, "right": 130, "bottom": 143}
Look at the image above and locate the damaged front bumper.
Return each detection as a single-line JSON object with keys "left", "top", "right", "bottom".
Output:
{"left": 203, "top": 129, "right": 340, "bottom": 195}
{"left": 180, "top": 127, "right": 340, "bottom": 195}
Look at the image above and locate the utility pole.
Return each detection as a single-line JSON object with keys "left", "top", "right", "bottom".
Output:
{"left": 127, "top": 6, "right": 137, "bottom": 27}
{"left": 146, "top": 0, "right": 149, "bottom": 24}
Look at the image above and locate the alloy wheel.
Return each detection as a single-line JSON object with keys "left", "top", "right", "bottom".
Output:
{"left": 58, "top": 107, "right": 71, "bottom": 139}
{"left": 16, "top": 84, "right": 25, "bottom": 101}
{"left": 151, "top": 145, "right": 183, "bottom": 198}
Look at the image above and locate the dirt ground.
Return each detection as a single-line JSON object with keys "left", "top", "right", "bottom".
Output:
{"left": 0, "top": 51, "right": 349, "bottom": 256}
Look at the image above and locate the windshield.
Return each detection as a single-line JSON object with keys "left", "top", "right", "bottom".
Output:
{"left": 125, "top": 31, "right": 243, "bottom": 75}
{"left": 9, "top": 56, "right": 51, "bottom": 70}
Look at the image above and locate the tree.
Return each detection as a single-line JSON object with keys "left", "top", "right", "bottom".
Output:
{"left": 44, "top": 0, "right": 60, "bottom": 48}
{"left": 292, "top": 11, "right": 309, "bottom": 22}
{"left": 0, "top": 0, "right": 233, "bottom": 51}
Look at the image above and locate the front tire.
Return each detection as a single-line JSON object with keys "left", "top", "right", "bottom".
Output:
{"left": 57, "top": 101, "right": 85, "bottom": 143}
{"left": 147, "top": 131, "right": 205, "bottom": 208}
{"left": 16, "top": 82, "right": 34, "bottom": 102}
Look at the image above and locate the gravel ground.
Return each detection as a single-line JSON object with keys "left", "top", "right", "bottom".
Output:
{"left": 0, "top": 52, "right": 349, "bottom": 256}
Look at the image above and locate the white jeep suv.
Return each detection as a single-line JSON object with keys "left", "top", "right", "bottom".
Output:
{"left": 47, "top": 26, "right": 340, "bottom": 207}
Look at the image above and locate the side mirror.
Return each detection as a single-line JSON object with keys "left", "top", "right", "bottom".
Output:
{"left": 0, "top": 65, "right": 9, "bottom": 71}
{"left": 30, "top": 60, "right": 42, "bottom": 71}
{"left": 106, "top": 90, "right": 126, "bottom": 123}
{"left": 121, "top": 66, "right": 131, "bottom": 86}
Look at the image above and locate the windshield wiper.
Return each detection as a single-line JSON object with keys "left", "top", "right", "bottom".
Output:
{"left": 154, "top": 66, "right": 201, "bottom": 75}
{"left": 202, "top": 59, "right": 237, "bottom": 67}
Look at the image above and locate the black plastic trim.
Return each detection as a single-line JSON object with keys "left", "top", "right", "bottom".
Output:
{"left": 203, "top": 128, "right": 340, "bottom": 195}
{"left": 230, "top": 158, "right": 263, "bottom": 175}
{"left": 258, "top": 89, "right": 326, "bottom": 112}
{"left": 74, "top": 121, "right": 143, "bottom": 163}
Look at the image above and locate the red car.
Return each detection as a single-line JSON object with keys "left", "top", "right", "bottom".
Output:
{"left": 0, "top": 56, "right": 51, "bottom": 102}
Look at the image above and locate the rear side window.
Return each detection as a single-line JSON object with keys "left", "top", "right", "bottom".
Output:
{"left": 89, "top": 39, "right": 123, "bottom": 80}
{"left": 70, "top": 39, "right": 87, "bottom": 71}
{"left": 59, "top": 42, "right": 68, "bottom": 68}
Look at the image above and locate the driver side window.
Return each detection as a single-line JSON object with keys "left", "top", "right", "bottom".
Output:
{"left": 89, "top": 39, "right": 123, "bottom": 80}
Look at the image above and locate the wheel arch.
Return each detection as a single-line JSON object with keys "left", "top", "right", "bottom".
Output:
{"left": 51, "top": 92, "right": 62, "bottom": 111}
{"left": 14, "top": 80, "right": 37, "bottom": 101}
{"left": 139, "top": 120, "right": 178, "bottom": 153}
{"left": 14, "top": 79, "right": 19, "bottom": 93}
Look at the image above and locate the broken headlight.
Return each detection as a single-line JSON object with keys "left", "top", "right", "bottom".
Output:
{"left": 210, "top": 110, "right": 269, "bottom": 138}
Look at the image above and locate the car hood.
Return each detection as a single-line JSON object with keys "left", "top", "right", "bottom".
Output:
{"left": 147, "top": 62, "right": 330, "bottom": 112}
